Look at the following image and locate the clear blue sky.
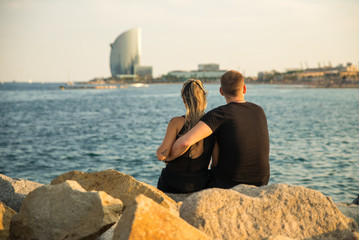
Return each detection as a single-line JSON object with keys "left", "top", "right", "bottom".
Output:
{"left": 1, "top": 0, "right": 358, "bottom": 82}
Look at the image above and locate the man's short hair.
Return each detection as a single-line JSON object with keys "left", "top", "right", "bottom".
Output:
{"left": 220, "top": 70, "right": 245, "bottom": 97}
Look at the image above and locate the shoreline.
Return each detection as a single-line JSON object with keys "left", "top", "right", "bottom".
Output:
{"left": 3, "top": 81, "right": 359, "bottom": 89}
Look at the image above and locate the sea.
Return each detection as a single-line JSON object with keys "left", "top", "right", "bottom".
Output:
{"left": 0, "top": 82, "right": 358, "bottom": 203}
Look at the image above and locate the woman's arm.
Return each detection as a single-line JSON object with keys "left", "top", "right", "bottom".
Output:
{"left": 210, "top": 139, "right": 219, "bottom": 168}
{"left": 156, "top": 117, "right": 184, "bottom": 161}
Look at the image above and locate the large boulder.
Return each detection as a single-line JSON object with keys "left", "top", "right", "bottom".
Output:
{"left": 0, "top": 202, "right": 16, "bottom": 240}
{"left": 113, "top": 194, "right": 210, "bottom": 240}
{"left": 51, "top": 169, "right": 179, "bottom": 215}
{"left": 180, "top": 183, "right": 359, "bottom": 240}
{"left": 0, "top": 174, "right": 43, "bottom": 212}
{"left": 9, "top": 180, "right": 123, "bottom": 240}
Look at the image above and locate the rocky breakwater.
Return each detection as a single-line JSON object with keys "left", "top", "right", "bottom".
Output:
{"left": 0, "top": 169, "right": 358, "bottom": 240}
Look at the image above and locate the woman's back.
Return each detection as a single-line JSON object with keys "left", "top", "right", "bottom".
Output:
{"left": 157, "top": 120, "right": 214, "bottom": 193}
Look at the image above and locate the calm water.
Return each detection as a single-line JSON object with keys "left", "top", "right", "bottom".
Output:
{"left": 0, "top": 82, "right": 358, "bottom": 202}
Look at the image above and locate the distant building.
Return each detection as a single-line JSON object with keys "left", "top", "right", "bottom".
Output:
{"left": 298, "top": 63, "right": 359, "bottom": 81}
{"left": 134, "top": 65, "right": 153, "bottom": 81}
{"left": 166, "top": 71, "right": 191, "bottom": 79}
{"left": 110, "top": 28, "right": 141, "bottom": 76}
{"left": 109, "top": 28, "right": 152, "bottom": 81}
{"left": 257, "top": 62, "right": 359, "bottom": 84}
{"left": 163, "top": 63, "right": 226, "bottom": 82}
{"left": 198, "top": 63, "right": 220, "bottom": 71}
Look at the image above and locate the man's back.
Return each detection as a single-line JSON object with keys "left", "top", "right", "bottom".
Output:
{"left": 201, "top": 101, "right": 270, "bottom": 188}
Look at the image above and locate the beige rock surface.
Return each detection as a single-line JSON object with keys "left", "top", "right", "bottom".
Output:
{"left": 0, "top": 202, "right": 16, "bottom": 240}
{"left": 51, "top": 169, "right": 179, "bottom": 215}
{"left": 113, "top": 194, "right": 210, "bottom": 240}
{"left": 180, "top": 183, "right": 359, "bottom": 240}
{"left": 0, "top": 174, "right": 43, "bottom": 212}
{"left": 350, "top": 232, "right": 359, "bottom": 240}
{"left": 265, "top": 236, "right": 295, "bottom": 240}
{"left": 9, "top": 180, "right": 123, "bottom": 240}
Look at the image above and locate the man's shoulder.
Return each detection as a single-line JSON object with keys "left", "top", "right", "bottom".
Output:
{"left": 207, "top": 104, "right": 228, "bottom": 113}
{"left": 246, "top": 101, "right": 264, "bottom": 109}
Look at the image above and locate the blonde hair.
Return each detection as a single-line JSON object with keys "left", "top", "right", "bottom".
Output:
{"left": 180, "top": 79, "right": 207, "bottom": 135}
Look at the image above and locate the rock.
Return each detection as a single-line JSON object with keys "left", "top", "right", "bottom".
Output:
{"left": 336, "top": 202, "right": 359, "bottom": 224}
{"left": 112, "top": 194, "right": 210, "bottom": 240}
{"left": 344, "top": 232, "right": 359, "bottom": 240}
{"left": 0, "top": 174, "right": 43, "bottom": 212}
{"left": 97, "top": 222, "right": 118, "bottom": 240}
{"left": 51, "top": 169, "right": 179, "bottom": 216}
{"left": 165, "top": 192, "right": 193, "bottom": 203}
{"left": 9, "top": 180, "right": 123, "bottom": 240}
{"left": 265, "top": 236, "right": 295, "bottom": 240}
{"left": 180, "top": 183, "right": 359, "bottom": 240}
{"left": 0, "top": 202, "right": 16, "bottom": 240}
{"left": 353, "top": 195, "right": 359, "bottom": 205}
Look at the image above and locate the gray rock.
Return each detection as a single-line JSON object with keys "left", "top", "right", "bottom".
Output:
{"left": 165, "top": 192, "right": 193, "bottom": 203}
{"left": 9, "top": 180, "right": 123, "bottom": 240}
{"left": 180, "top": 183, "right": 359, "bottom": 240}
{"left": 336, "top": 202, "right": 359, "bottom": 225}
{"left": 97, "top": 222, "right": 117, "bottom": 240}
{"left": 51, "top": 169, "right": 179, "bottom": 216}
{"left": 353, "top": 195, "right": 359, "bottom": 205}
{"left": 0, "top": 174, "right": 43, "bottom": 212}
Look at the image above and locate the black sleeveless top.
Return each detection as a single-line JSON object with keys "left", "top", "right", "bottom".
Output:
{"left": 157, "top": 123, "right": 215, "bottom": 193}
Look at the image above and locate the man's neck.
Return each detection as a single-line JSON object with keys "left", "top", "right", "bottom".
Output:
{"left": 224, "top": 95, "right": 246, "bottom": 104}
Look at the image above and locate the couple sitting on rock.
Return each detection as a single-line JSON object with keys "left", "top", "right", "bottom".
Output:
{"left": 156, "top": 70, "right": 270, "bottom": 193}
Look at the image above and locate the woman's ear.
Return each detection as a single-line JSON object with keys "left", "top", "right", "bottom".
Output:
{"left": 243, "top": 84, "right": 247, "bottom": 94}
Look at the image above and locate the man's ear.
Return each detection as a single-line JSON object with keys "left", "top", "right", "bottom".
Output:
{"left": 243, "top": 84, "right": 247, "bottom": 94}
{"left": 219, "top": 87, "right": 224, "bottom": 96}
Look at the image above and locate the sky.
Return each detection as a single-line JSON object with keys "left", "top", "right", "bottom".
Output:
{"left": 0, "top": 0, "right": 358, "bottom": 82}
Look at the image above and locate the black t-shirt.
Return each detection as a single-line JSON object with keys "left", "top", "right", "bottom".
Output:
{"left": 201, "top": 102, "right": 270, "bottom": 187}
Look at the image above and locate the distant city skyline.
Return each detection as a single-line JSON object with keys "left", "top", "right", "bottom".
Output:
{"left": 1, "top": 0, "right": 358, "bottom": 82}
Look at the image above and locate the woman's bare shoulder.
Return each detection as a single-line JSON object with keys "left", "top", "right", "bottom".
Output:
{"left": 170, "top": 116, "right": 185, "bottom": 122}
{"left": 168, "top": 116, "right": 185, "bottom": 129}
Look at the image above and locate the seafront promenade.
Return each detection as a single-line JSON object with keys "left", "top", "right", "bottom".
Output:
{"left": 1, "top": 170, "right": 359, "bottom": 240}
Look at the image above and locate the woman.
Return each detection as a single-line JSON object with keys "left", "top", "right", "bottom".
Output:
{"left": 156, "top": 79, "right": 216, "bottom": 193}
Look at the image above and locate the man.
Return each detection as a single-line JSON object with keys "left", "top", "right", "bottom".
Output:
{"left": 166, "top": 70, "right": 270, "bottom": 188}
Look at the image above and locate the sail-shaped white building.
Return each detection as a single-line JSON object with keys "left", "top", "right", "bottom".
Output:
{"left": 110, "top": 28, "right": 142, "bottom": 77}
